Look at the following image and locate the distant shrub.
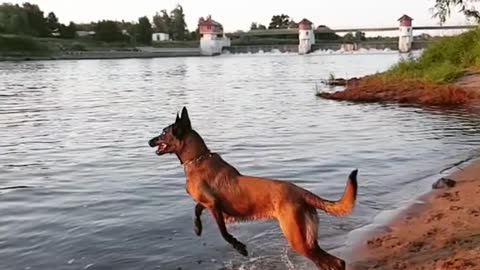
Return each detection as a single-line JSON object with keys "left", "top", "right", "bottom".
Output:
{"left": 70, "top": 42, "right": 87, "bottom": 51}
{"left": 0, "top": 35, "right": 47, "bottom": 52}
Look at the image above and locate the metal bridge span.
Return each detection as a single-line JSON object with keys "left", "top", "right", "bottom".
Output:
{"left": 227, "top": 25, "right": 477, "bottom": 37}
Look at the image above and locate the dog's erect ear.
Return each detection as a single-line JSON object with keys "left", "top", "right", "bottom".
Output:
{"left": 172, "top": 107, "right": 191, "bottom": 139}
{"left": 175, "top": 113, "right": 181, "bottom": 125}
{"left": 180, "top": 107, "right": 191, "bottom": 130}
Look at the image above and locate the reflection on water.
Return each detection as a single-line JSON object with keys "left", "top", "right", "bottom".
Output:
{"left": 1, "top": 53, "right": 479, "bottom": 270}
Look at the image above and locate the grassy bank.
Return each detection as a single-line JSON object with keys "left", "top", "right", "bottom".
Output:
{"left": 385, "top": 28, "right": 480, "bottom": 83}
{"left": 0, "top": 34, "right": 138, "bottom": 58}
{"left": 319, "top": 28, "right": 480, "bottom": 106}
{"left": 318, "top": 76, "right": 471, "bottom": 105}
{"left": 0, "top": 35, "right": 51, "bottom": 56}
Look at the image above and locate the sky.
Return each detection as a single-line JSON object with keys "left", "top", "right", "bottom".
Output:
{"left": 6, "top": 0, "right": 476, "bottom": 33}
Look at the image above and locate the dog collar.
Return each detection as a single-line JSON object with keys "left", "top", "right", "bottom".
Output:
{"left": 183, "top": 152, "right": 215, "bottom": 166}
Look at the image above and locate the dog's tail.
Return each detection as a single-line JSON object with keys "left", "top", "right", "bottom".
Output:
{"left": 302, "top": 169, "right": 358, "bottom": 216}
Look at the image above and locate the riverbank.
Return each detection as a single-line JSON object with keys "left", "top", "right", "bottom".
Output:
{"left": 0, "top": 48, "right": 202, "bottom": 61}
{"left": 317, "top": 72, "right": 480, "bottom": 106}
{"left": 348, "top": 158, "right": 480, "bottom": 270}
{"left": 0, "top": 35, "right": 203, "bottom": 61}
{"left": 319, "top": 28, "right": 480, "bottom": 107}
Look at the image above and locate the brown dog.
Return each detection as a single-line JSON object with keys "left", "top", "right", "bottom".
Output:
{"left": 149, "top": 107, "right": 358, "bottom": 270}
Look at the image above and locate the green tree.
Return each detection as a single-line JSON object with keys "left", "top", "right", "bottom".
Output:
{"left": 343, "top": 32, "right": 354, "bottom": 42}
{"left": 59, "top": 22, "right": 77, "bottom": 38}
{"left": 0, "top": 4, "right": 30, "bottom": 34}
{"left": 188, "top": 30, "right": 198, "bottom": 40}
{"left": 288, "top": 20, "right": 298, "bottom": 29}
{"left": 136, "top": 16, "right": 152, "bottom": 45}
{"left": 95, "top": 20, "right": 125, "bottom": 42}
{"left": 22, "top": 2, "right": 49, "bottom": 37}
{"left": 268, "top": 14, "right": 290, "bottom": 29}
{"left": 433, "top": 0, "right": 480, "bottom": 23}
{"left": 355, "top": 31, "right": 366, "bottom": 41}
{"left": 250, "top": 22, "right": 258, "bottom": 30}
{"left": 258, "top": 24, "right": 267, "bottom": 30}
{"left": 162, "top": 10, "right": 172, "bottom": 36}
{"left": 170, "top": 4, "right": 187, "bottom": 40}
{"left": 46, "top": 11, "right": 59, "bottom": 32}
{"left": 317, "top": 32, "right": 341, "bottom": 40}
{"left": 0, "top": 3, "right": 49, "bottom": 36}
{"left": 153, "top": 10, "right": 170, "bottom": 33}
{"left": 76, "top": 23, "right": 95, "bottom": 31}
{"left": 119, "top": 20, "right": 135, "bottom": 35}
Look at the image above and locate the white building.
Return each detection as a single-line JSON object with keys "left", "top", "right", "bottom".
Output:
{"left": 76, "top": 31, "right": 95, "bottom": 37}
{"left": 398, "top": 15, "right": 414, "bottom": 53}
{"left": 152, "top": 33, "right": 170, "bottom": 42}
{"left": 198, "top": 15, "right": 231, "bottom": 56}
{"left": 298, "top": 18, "right": 315, "bottom": 55}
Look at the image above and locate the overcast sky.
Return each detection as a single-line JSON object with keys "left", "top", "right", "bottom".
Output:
{"left": 7, "top": 0, "right": 474, "bottom": 32}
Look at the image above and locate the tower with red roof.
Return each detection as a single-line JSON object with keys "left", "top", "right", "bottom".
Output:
{"left": 198, "top": 15, "right": 231, "bottom": 56}
{"left": 298, "top": 18, "right": 315, "bottom": 54}
{"left": 398, "top": 14, "right": 413, "bottom": 53}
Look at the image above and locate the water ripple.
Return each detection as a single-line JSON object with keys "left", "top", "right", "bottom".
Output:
{"left": 1, "top": 54, "right": 480, "bottom": 270}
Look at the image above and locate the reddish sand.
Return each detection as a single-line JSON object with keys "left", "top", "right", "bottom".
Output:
{"left": 454, "top": 71, "right": 480, "bottom": 101}
{"left": 348, "top": 160, "right": 480, "bottom": 270}
{"left": 318, "top": 72, "right": 480, "bottom": 106}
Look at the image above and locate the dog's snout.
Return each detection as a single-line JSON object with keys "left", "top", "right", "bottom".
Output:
{"left": 148, "top": 136, "right": 159, "bottom": 147}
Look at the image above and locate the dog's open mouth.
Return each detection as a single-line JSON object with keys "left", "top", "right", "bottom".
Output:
{"left": 156, "top": 142, "right": 168, "bottom": 155}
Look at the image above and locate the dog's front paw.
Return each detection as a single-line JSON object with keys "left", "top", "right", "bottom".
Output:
{"left": 320, "top": 258, "right": 345, "bottom": 270}
{"left": 194, "top": 218, "right": 202, "bottom": 236}
{"left": 233, "top": 241, "right": 248, "bottom": 257}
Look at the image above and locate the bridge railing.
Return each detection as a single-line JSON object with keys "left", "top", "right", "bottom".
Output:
{"left": 227, "top": 25, "right": 478, "bottom": 37}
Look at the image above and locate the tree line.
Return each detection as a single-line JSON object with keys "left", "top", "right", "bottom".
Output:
{"left": 249, "top": 14, "right": 294, "bottom": 30}
{"left": 249, "top": 14, "right": 359, "bottom": 41}
{"left": 0, "top": 3, "right": 69, "bottom": 37}
{"left": 0, "top": 1, "right": 474, "bottom": 45}
{"left": 0, "top": 3, "right": 194, "bottom": 45}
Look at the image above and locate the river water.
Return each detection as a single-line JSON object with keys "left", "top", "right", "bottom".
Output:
{"left": 1, "top": 51, "right": 480, "bottom": 270}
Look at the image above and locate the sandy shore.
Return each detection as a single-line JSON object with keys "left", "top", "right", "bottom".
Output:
{"left": 348, "top": 159, "right": 480, "bottom": 270}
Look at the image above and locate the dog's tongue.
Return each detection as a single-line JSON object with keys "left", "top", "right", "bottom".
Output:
{"left": 156, "top": 143, "right": 167, "bottom": 154}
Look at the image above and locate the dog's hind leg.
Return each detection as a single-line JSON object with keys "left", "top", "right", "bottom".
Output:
{"left": 277, "top": 205, "right": 345, "bottom": 270}
{"left": 194, "top": 203, "right": 205, "bottom": 236}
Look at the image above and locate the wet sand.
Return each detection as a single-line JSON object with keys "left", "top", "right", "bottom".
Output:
{"left": 348, "top": 159, "right": 480, "bottom": 270}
